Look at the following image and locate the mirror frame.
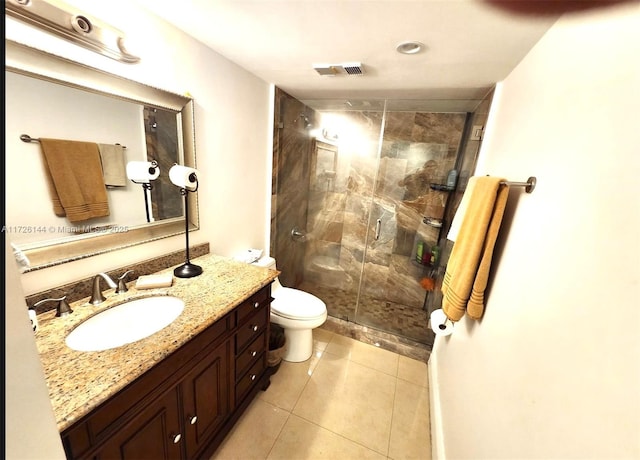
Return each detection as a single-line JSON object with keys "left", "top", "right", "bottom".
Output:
{"left": 5, "top": 40, "right": 199, "bottom": 271}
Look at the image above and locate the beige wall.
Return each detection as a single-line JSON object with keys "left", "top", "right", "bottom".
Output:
{"left": 430, "top": 3, "right": 640, "bottom": 459}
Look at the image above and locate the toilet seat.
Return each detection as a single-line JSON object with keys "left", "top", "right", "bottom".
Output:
{"left": 271, "top": 287, "right": 326, "bottom": 320}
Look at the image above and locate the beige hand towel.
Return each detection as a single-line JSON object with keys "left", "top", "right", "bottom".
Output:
{"left": 98, "top": 143, "right": 127, "bottom": 187}
{"left": 39, "top": 138, "right": 110, "bottom": 222}
{"left": 442, "top": 176, "right": 509, "bottom": 321}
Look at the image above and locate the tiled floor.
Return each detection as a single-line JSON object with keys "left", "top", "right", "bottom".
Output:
{"left": 210, "top": 329, "right": 431, "bottom": 460}
{"left": 299, "top": 281, "right": 434, "bottom": 346}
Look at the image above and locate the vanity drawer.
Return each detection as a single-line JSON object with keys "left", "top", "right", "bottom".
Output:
{"left": 235, "top": 356, "right": 266, "bottom": 405}
{"left": 236, "top": 286, "right": 271, "bottom": 324}
{"left": 235, "top": 306, "right": 268, "bottom": 353}
{"left": 235, "top": 331, "right": 266, "bottom": 381}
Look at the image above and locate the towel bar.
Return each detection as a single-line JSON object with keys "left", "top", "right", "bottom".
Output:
{"left": 500, "top": 176, "right": 536, "bottom": 193}
{"left": 20, "top": 134, "right": 126, "bottom": 149}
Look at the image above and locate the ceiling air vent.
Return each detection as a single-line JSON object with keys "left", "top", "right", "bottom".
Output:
{"left": 340, "top": 62, "right": 364, "bottom": 75}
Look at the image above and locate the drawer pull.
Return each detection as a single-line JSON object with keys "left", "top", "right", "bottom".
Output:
{"left": 189, "top": 415, "right": 198, "bottom": 425}
{"left": 253, "top": 301, "right": 260, "bottom": 308}
{"left": 251, "top": 325, "right": 258, "bottom": 332}
{"left": 250, "top": 350, "right": 257, "bottom": 357}
{"left": 172, "top": 433, "right": 182, "bottom": 444}
{"left": 250, "top": 374, "right": 256, "bottom": 381}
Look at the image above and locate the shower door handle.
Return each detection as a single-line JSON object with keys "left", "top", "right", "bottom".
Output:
{"left": 291, "top": 227, "right": 307, "bottom": 242}
{"left": 375, "top": 219, "right": 382, "bottom": 240}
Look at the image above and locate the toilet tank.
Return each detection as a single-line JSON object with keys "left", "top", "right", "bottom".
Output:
{"left": 253, "top": 256, "right": 276, "bottom": 270}
{"left": 252, "top": 256, "right": 282, "bottom": 292}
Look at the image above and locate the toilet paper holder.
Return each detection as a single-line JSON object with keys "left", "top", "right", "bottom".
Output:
{"left": 430, "top": 308, "right": 454, "bottom": 336}
{"left": 169, "top": 164, "right": 202, "bottom": 278}
{"left": 127, "top": 160, "right": 159, "bottom": 223}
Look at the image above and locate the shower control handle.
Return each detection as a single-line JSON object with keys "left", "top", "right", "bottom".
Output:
{"left": 291, "top": 227, "right": 307, "bottom": 242}
{"left": 375, "top": 219, "right": 382, "bottom": 240}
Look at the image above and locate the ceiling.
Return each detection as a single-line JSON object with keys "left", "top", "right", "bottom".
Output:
{"left": 132, "top": 1, "right": 563, "bottom": 111}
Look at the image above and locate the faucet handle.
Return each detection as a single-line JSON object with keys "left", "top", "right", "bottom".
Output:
{"left": 33, "top": 295, "right": 73, "bottom": 317}
{"left": 116, "top": 270, "right": 135, "bottom": 294}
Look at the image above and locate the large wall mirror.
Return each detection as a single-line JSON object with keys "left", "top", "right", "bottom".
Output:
{"left": 5, "top": 40, "right": 199, "bottom": 271}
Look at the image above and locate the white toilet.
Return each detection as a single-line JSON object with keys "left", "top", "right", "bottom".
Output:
{"left": 253, "top": 256, "right": 327, "bottom": 362}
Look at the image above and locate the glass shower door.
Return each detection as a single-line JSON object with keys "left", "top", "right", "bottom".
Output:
{"left": 300, "top": 105, "right": 385, "bottom": 323}
{"left": 354, "top": 105, "right": 467, "bottom": 343}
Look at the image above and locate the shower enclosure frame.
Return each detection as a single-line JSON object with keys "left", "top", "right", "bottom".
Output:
{"left": 271, "top": 87, "right": 492, "bottom": 348}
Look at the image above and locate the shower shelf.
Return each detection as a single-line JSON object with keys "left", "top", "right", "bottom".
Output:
{"left": 423, "top": 217, "right": 443, "bottom": 228}
{"left": 429, "top": 183, "right": 455, "bottom": 192}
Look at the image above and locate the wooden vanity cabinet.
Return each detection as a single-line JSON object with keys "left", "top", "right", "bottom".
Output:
{"left": 90, "top": 387, "right": 184, "bottom": 460}
{"left": 61, "top": 285, "right": 272, "bottom": 460}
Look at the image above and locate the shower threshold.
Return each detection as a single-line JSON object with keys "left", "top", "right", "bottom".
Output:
{"left": 320, "top": 315, "right": 432, "bottom": 363}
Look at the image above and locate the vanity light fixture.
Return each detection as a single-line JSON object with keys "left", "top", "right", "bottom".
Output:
{"left": 169, "top": 164, "right": 203, "bottom": 278}
{"left": 396, "top": 41, "right": 425, "bottom": 55}
{"left": 5, "top": 0, "right": 141, "bottom": 63}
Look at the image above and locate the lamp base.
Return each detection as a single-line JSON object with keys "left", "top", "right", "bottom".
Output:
{"left": 174, "top": 263, "right": 203, "bottom": 278}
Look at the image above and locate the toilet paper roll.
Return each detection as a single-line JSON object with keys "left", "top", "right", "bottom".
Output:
{"left": 126, "top": 161, "right": 160, "bottom": 183}
{"left": 169, "top": 165, "right": 199, "bottom": 191}
{"left": 28, "top": 309, "right": 38, "bottom": 333}
{"left": 430, "top": 309, "right": 454, "bottom": 336}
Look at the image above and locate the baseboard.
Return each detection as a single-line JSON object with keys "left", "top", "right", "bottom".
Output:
{"left": 428, "top": 353, "right": 446, "bottom": 460}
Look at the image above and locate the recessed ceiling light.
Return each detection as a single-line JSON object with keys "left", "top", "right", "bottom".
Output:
{"left": 396, "top": 41, "right": 425, "bottom": 55}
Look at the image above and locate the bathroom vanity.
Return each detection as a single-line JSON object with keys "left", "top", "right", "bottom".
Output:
{"left": 33, "top": 254, "right": 277, "bottom": 460}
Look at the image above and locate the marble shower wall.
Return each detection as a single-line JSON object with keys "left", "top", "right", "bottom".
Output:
{"left": 271, "top": 88, "right": 316, "bottom": 287}
{"left": 305, "top": 109, "right": 467, "bottom": 311}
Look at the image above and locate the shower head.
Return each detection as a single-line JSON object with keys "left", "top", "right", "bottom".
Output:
{"left": 296, "top": 113, "right": 313, "bottom": 130}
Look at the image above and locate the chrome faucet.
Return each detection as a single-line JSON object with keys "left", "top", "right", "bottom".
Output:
{"left": 89, "top": 273, "right": 117, "bottom": 305}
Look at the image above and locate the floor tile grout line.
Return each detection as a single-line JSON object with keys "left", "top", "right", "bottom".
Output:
{"left": 286, "top": 343, "right": 328, "bottom": 415}
{"left": 386, "top": 374, "right": 400, "bottom": 458}
{"left": 289, "top": 410, "right": 393, "bottom": 458}
{"left": 297, "top": 333, "right": 400, "bottom": 457}
{"left": 262, "top": 399, "right": 293, "bottom": 460}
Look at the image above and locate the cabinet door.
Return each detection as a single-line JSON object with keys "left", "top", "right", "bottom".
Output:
{"left": 93, "top": 388, "right": 183, "bottom": 460}
{"left": 181, "top": 339, "right": 232, "bottom": 459}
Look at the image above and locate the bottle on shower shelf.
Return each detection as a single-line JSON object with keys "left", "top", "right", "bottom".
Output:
{"left": 416, "top": 241, "right": 424, "bottom": 264}
{"left": 430, "top": 245, "right": 440, "bottom": 266}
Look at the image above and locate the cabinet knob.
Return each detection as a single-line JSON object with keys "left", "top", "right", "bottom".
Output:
{"left": 250, "top": 374, "right": 256, "bottom": 381}
{"left": 251, "top": 325, "right": 258, "bottom": 332}
{"left": 189, "top": 415, "right": 198, "bottom": 425}
{"left": 253, "top": 301, "right": 260, "bottom": 308}
{"left": 172, "top": 433, "right": 182, "bottom": 444}
{"left": 250, "top": 350, "right": 257, "bottom": 357}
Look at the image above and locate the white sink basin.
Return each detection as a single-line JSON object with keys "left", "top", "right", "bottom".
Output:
{"left": 66, "top": 296, "right": 185, "bottom": 352}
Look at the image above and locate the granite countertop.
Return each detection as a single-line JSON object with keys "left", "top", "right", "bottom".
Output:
{"left": 34, "top": 253, "right": 278, "bottom": 433}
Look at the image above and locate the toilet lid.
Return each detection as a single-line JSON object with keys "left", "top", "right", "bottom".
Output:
{"left": 271, "top": 287, "right": 327, "bottom": 320}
